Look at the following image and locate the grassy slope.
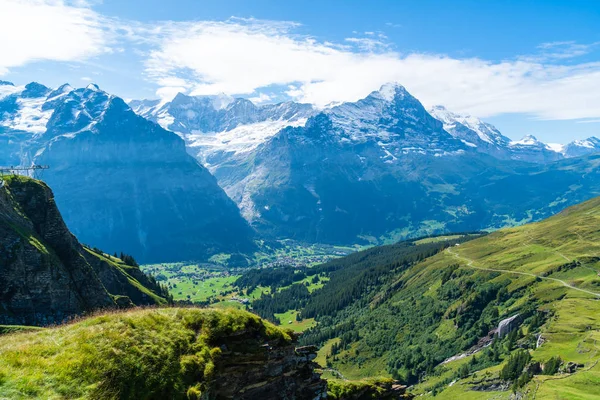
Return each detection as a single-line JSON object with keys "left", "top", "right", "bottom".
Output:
{"left": 0, "top": 308, "right": 291, "bottom": 400}
{"left": 274, "top": 310, "right": 316, "bottom": 333}
{"left": 306, "top": 197, "right": 600, "bottom": 398}
{"left": 414, "top": 197, "right": 600, "bottom": 398}
{"left": 86, "top": 249, "right": 168, "bottom": 305}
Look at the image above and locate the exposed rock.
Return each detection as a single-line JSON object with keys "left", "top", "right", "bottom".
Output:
{"left": 469, "top": 378, "right": 510, "bottom": 392}
{"left": 561, "top": 361, "right": 584, "bottom": 374}
{"left": 0, "top": 176, "right": 166, "bottom": 326}
{"left": 209, "top": 334, "right": 326, "bottom": 399}
{"left": 498, "top": 314, "right": 521, "bottom": 338}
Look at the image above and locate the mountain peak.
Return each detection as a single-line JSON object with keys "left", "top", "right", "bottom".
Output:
{"left": 47, "top": 83, "right": 74, "bottom": 100}
{"left": 85, "top": 83, "right": 101, "bottom": 91}
{"left": 210, "top": 92, "right": 235, "bottom": 110}
{"left": 0, "top": 80, "right": 14, "bottom": 86}
{"left": 22, "top": 82, "right": 51, "bottom": 98}
{"left": 573, "top": 136, "right": 600, "bottom": 147}
{"left": 376, "top": 82, "right": 407, "bottom": 101}
{"left": 86, "top": 83, "right": 101, "bottom": 91}
{"left": 562, "top": 136, "right": 600, "bottom": 157}
{"left": 428, "top": 104, "right": 511, "bottom": 149}
{"left": 57, "top": 83, "right": 73, "bottom": 92}
{"left": 510, "top": 134, "right": 544, "bottom": 147}
{"left": 522, "top": 134, "right": 539, "bottom": 142}
{"left": 430, "top": 104, "right": 449, "bottom": 112}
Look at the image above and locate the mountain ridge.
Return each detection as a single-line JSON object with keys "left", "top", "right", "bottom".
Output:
{"left": 0, "top": 82, "right": 256, "bottom": 263}
{"left": 0, "top": 175, "right": 169, "bottom": 326}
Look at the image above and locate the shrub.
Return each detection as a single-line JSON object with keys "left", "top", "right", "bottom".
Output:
{"left": 543, "top": 356, "right": 562, "bottom": 375}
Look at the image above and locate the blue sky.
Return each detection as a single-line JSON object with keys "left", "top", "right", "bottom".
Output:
{"left": 2, "top": 0, "right": 600, "bottom": 143}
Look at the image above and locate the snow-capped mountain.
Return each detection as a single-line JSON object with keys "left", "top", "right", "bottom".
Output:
{"left": 133, "top": 86, "right": 600, "bottom": 171}
{"left": 5, "top": 79, "right": 600, "bottom": 253}
{"left": 428, "top": 105, "right": 600, "bottom": 163}
{"left": 145, "top": 82, "right": 600, "bottom": 245}
{"left": 130, "top": 93, "right": 315, "bottom": 168}
{"left": 428, "top": 105, "right": 511, "bottom": 150}
{"left": 506, "top": 134, "right": 564, "bottom": 163}
{"left": 562, "top": 137, "right": 600, "bottom": 158}
{"left": 0, "top": 81, "right": 255, "bottom": 262}
{"left": 325, "top": 83, "right": 466, "bottom": 156}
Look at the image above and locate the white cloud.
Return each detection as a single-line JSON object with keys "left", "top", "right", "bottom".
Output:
{"left": 344, "top": 37, "right": 390, "bottom": 52}
{"left": 533, "top": 41, "right": 599, "bottom": 61}
{"left": 248, "top": 92, "right": 272, "bottom": 104}
{"left": 385, "top": 22, "right": 402, "bottom": 28}
{"left": 0, "top": 0, "right": 111, "bottom": 75}
{"left": 3, "top": 4, "right": 598, "bottom": 123}
{"left": 142, "top": 19, "right": 600, "bottom": 121}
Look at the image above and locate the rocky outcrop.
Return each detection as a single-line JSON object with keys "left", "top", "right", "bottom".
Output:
{"left": 497, "top": 314, "right": 521, "bottom": 338}
{"left": 0, "top": 176, "right": 166, "bottom": 326}
{"left": 211, "top": 339, "right": 326, "bottom": 400}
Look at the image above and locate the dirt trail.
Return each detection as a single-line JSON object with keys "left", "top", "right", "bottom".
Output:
{"left": 446, "top": 248, "right": 600, "bottom": 298}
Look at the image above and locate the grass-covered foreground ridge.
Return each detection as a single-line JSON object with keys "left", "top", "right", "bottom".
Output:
{"left": 0, "top": 308, "right": 293, "bottom": 399}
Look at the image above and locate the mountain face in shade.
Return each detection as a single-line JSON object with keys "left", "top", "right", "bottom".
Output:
{"left": 0, "top": 176, "right": 168, "bottom": 326}
{"left": 0, "top": 83, "right": 255, "bottom": 263}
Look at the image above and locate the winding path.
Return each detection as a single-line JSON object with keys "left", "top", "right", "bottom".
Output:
{"left": 446, "top": 248, "right": 600, "bottom": 298}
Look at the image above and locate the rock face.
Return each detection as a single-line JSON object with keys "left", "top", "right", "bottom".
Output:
{"left": 0, "top": 83, "right": 255, "bottom": 263}
{"left": 497, "top": 314, "right": 521, "bottom": 338}
{"left": 0, "top": 176, "right": 167, "bottom": 326}
{"left": 212, "top": 342, "right": 326, "bottom": 400}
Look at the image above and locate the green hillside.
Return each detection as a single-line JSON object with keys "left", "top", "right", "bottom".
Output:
{"left": 297, "top": 197, "right": 600, "bottom": 398}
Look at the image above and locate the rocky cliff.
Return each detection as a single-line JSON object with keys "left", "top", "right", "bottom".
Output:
{"left": 0, "top": 175, "right": 167, "bottom": 326}
{"left": 206, "top": 340, "right": 326, "bottom": 399}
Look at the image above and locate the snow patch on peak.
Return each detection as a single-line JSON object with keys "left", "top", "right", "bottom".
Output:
{"left": 546, "top": 143, "right": 564, "bottom": 153}
{"left": 571, "top": 137, "right": 600, "bottom": 148}
{"left": 0, "top": 83, "right": 22, "bottom": 99}
{"left": 510, "top": 135, "right": 541, "bottom": 146}
{"left": 47, "top": 84, "right": 74, "bottom": 100}
{"left": 210, "top": 93, "right": 234, "bottom": 110}
{"left": 376, "top": 82, "right": 405, "bottom": 101}
{"left": 86, "top": 83, "right": 100, "bottom": 91}
{"left": 5, "top": 96, "right": 53, "bottom": 134}
{"left": 57, "top": 83, "right": 74, "bottom": 93}
{"left": 187, "top": 118, "right": 309, "bottom": 160}
{"left": 429, "top": 105, "right": 506, "bottom": 146}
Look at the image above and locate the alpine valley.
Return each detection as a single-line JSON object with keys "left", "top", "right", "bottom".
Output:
{"left": 4, "top": 80, "right": 600, "bottom": 263}
{"left": 2, "top": 77, "right": 600, "bottom": 400}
